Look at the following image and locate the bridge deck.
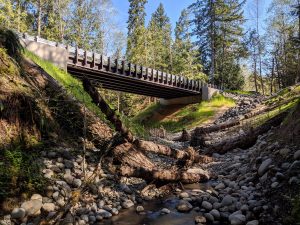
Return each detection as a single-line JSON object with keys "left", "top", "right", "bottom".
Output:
{"left": 19, "top": 33, "right": 219, "bottom": 99}
{"left": 67, "top": 49, "right": 202, "bottom": 99}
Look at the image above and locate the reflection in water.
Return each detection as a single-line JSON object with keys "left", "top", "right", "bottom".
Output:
{"left": 100, "top": 183, "right": 211, "bottom": 225}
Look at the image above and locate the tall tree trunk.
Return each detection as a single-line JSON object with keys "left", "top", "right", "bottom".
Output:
{"left": 37, "top": 0, "right": 42, "bottom": 37}
{"left": 17, "top": 0, "right": 21, "bottom": 32}
{"left": 210, "top": 0, "right": 215, "bottom": 82}
{"left": 271, "top": 57, "right": 275, "bottom": 94}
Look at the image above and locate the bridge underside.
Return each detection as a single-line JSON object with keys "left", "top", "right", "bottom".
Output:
{"left": 68, "top": 65, "right": 201, "bottom": 99}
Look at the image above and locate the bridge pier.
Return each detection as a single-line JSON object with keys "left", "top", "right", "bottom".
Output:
{"left": 159, "top": 95, "right": 202, "bottom": 106}
{"left": 159, "top": 86, "right": 219, "bottom": 105}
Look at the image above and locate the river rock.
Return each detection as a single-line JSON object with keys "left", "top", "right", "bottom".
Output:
{"left": 136, "top": 206, "right": 144, "bottom": 213}
{"left": 279, "top": 148, "right": 290, "bottom": 157}
{"left": 195, "top": 215, "right": 206, "bottom": 223}
{"left": 161, "top": 208, "right": 170, "bottom": 214}
{"left": 229, "top": 212, "right": 246, "bottom": 225}
{"left": 221, "top": 195, "right": 235, "bottom": 207}
{"left": 179, "top": 192, "right": 189, "bottom": 199}
{"left": 289, "top": 161, "right": 300, "bottom": 174}
{"left": 202, "top": 201, "right": 213, "bottom": 210}
{"left": 21, "top": 200, "right": 42, "bottom": 216}
{"left": 122, "top": 200, "right": 134, "bottom": 209}
{"left": 31, "top": 194, "right": 43, "bottom": 202}
{"left": 97, "top": 209, "right": 112, "bottom": 218}
{"left": 204, "top": 213, "right": 214, "bottom": 222}
{"left": 73, "top": 179, "right": 82, "bottom": 188}
{"left": 11, "top": 208, "right": 25, "bottom": 219}
{"left": 258, "top": 158, "right": 272, "bottom": 176}
{"left": 176, "top": 200, "right": 193, "bottom": 212}
{"left": 215, "top": 182, "right": 226, "bottom": 190}
{"left": 210, "top": 209, "right": 220, "bottom": 220}
{"left": 42, "top": 203, "right": 55, "bottom": 212}
{"left": 294, "top": 150, "right": 300, "bottom": 160}
{"left": 271, "top": 182, "right": 279, "bottom": 188}
{"left": 246, "top": 220, "right": 259, "bottom": 225}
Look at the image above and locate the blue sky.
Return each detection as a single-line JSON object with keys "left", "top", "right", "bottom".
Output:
{"left": 111, "top": 0, "right": 273, "bottom": 35}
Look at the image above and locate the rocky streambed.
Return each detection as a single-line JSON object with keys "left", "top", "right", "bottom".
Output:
{"left": 2, "top": 92, "right": 300, "bottom": 225}
{"left": 3, "top": 124, "right": 299, "bottom": 225}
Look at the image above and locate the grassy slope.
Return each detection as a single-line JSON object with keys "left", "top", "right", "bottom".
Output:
{"left": 133, "top": 94, "right": 236, "bottom": 133}
{"left": 24, "top": 50, "right": 107, "bottom": 122}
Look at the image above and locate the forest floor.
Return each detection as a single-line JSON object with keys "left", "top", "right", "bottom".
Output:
{"left": 0, "top": 46, "right": 300, "bottom": 225}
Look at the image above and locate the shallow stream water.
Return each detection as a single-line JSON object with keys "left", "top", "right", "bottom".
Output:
{"left": 101, "top": 183, "right": 212, "bottom": 225}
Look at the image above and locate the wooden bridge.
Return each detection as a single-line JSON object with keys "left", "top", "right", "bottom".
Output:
{"left": 19, "top": 33, "right": 220, "bottom": 100}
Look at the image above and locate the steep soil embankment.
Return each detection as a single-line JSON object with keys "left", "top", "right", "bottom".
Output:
{"left": 0, "top": 47, "right": 113, "bottom": 214}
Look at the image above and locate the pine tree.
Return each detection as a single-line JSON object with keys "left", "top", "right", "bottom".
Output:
{"left": 172, "top": 9, "right": 207, "bottom": 80}
{"left": 0, "top": 0, "right": 28, "bottom": 32}
{"left": 126, "top": 0, "right": 147, "bottom": 64}
{"left": 190, "top": 0, "right": 246, "bottom": 89}
{"left": 147, "top": 3, "right": 172, "bottom": 72}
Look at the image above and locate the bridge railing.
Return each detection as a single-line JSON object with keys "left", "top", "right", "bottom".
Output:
{"left": 18, "top": 32, "right": 223, "bottom": 92}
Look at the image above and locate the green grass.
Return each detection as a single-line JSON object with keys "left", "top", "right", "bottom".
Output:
{"left": 24, "top": 50, "right": 106, "bottom": 121}
{"left": 133, "top": 94, "right": 236, "bottom": 133}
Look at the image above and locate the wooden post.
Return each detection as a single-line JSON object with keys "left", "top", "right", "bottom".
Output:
{"left": 99, "top": 55, "right": 103, "bottom": 70}
{"left": 115, "top": 59, "right": 119, "bottom": 73}
{"left": 74, "top": 47, "right": 79, "bottom": 65}
{"left": 155, "top": 70, "right": 159, "bottom": 82}
{"left": 83, "top": 50, "right": 87, "bottom": 66}
{"left": 91, "top": 52, "right": 95, "bottom": 69}
{"left": 128, "top": 63, "right": 132, "bottom": 76}
{"left": 107, "top": 57, "right": 111, "bottom": 72}
{"left": 121, "top": 61, "right": 125, "bottom": 74}
{"left": 150, "top": 69, "right": 153, "bottom": 81}
{"left": 139, "top": 66, "right": 143, "bottom": 78}
{"left": 133, "top": 64, "right": 138, "bottom": 77}
{"left": 145, "top": 68, "right": 149, "bottom": 80}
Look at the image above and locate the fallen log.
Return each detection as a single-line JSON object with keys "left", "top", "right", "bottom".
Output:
{"left": 83, "top": 79, "right": 210, "bottom": 184}
{"left": 111, "top": 142, "right": 210, "bottom": 183}
{"left": 206, "top": 111, "right": 289, "bottom": 154}
{"left": 117, "top": 165, "right": 209, "bottom": 184}
{"left": 244, "top": 96, "right": 300, "bottom": 119}
{"left": 191, "top": 119, "right": 240, "bottom": 146}
{"left": 134, "top": 140, "right": 213, "bottom": 164}
{"left": 82, "top": 78, "right": 133, "bottom": 142}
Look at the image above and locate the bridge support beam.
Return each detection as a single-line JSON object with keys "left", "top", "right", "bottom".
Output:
{"left": 202, "top": 85, "right": 219, "bottom": 101}
{"left": 159, "top": 95, "right": 202, "bottom": 106}
{"left": 159, "top": 86, "right": 219, "bottom": 106}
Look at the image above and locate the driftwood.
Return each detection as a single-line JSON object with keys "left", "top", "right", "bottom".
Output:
{"left": 206, "top": 111, "right": 289, "bottom": 154}
{"left": 134, "top": 140, "right": 212, "bottom": 164}
{"left": 191, "top": 119, "right": 240, "bottom": 146}
{"left": 111, "top": 142, "right": 210, "bottom": 183}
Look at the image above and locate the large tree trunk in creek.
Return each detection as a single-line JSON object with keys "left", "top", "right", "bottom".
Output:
{"left": 82, "top": 79, "right": 209, "bottom": 183}
{"left": 111, "top": 143, "right": 210, "bottom": 183}
{"left": 206, "top": 111, "right": 289, "bottom": 154}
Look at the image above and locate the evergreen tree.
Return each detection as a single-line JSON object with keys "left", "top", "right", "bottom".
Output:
{"left": 172, "top": 9, "right": 207, "bottom": 80}
{"left": 0, "top": 0, "right": 28, "bottom": 32}
{"left": 189, "top": 0, "right": 246, "bottom": 89}
{"left": 147, "top": 3, "right": 172, "bottom": 72}
{"left": 126, "top": 0, "right": 147, "bottom": 64}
